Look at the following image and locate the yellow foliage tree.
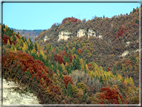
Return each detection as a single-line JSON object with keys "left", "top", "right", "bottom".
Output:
{"left": 81, "top": 63, "right": 84, "bottom": 70}
{"left": 56, "top": 61, "right": 59, "bottom": 69}
{"left": 5, "top": 25, "right": 8, "bottom": 29}
{"left": 14, "top": 47, "right": 17, "bottom": 52}
{"left": 7, "top": 39, "right": 10, "bottom": 46}
{"left": 18, "top": 32, "right": 21, "bottom": 38}
{"left": 10, "top": 46, "right": 13, "bottom": 51}
{"left": 124, "top": 78, "right": 127, "bottom": 84}
{"left": 94, "top": 70, "right": 98, "bottom": 78}
{"left": 128, "top": 77, "right": 134, "bottom": 86}
{"left": 36, "top": 42, "right": 39, "bottom": 51}
{"left": 91, "top": 62, "right": 95, "bottom": 68}
{"left": 36, "top": 52, "right": 39, "bottom": 57}
{"left": 86, "top": 64, "right": 89, "bottom": 72}
{"left": 61, "top": 63, "right": 66, "bottom": 71}
{"left": 80, "top": 58, "right": 84, "bottom": 65}
{"left": 22, "top": 42, "right": 28, "bottom": 52}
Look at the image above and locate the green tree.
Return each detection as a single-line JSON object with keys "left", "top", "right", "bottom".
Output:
{"left": 58, "top": 64, "right": 63, "bottom": 73}
{"left": 62, "top": 85, "right": 66, "bottom": 95}
{"left": 113, "top": 65, "right": 116, "bottom": 74}
{"left": 76, "top": 56, "right": 81, "bottom": 70}
{"left": 118, "top": 95, "right": 122, "bottom": 104}
{"left": 35, "top": 43, "right": 38, "bottom": 51}
{"left": 83, "top": 91, "right": 86, "bottom": 101}
{"left": 51, "top": 54, "right": 55, "bottom": 63}
{"left": 67, "top": 81, "right": 72, "bottom": 97}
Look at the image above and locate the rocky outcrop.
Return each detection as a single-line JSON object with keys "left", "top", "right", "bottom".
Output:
{"left": 88, "top": 29, "right": 96, "bottom": 38}
{"left": 58, "top": 31, "right": 72, "bottom": 41}
{"left": 44, "top": 35, "right": 50, "bottom": 42}
{"left": 57, "top": 29, "right": 103, "bottom": 42}
{"left": 77, "top": 29, "right": 86, "bottom": 38}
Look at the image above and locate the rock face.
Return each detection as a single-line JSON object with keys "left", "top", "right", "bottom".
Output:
{"left": 44, "top": 35, "right": 50, "bottom": 42}
{"left": 58, "top": 31, "right": 72, "bottom": 41}
{"left": 88, "top": 29, "right": 96, "bottom": 38}
{"left": 1, "top": 77, "right": 43, "bottom": 106}
{"left": 77, "top": 29, "right": 86, "bottom": 38}
{"left": 57, "top": 29, "right": 103, "bottom": 41}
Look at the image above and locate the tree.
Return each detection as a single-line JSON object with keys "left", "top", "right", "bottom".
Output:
{"left": 35, "top": 43, "right": 38, "bottom": 51}
{"left": 62, "top": 85, "right": 66, "bottom": 95}
{"left": 83, "top": 91, "right": 86, "bottom": 101}
{"left": 76, "top": 56, "right": 81, "bottom": 70}
{"left": 113, "top": 65, "right": 116, "bottom": 74}
{"left": 51, "top": 54, "right": 54, "bottom": 62}
{"left": 58, "top": 64, "right": 63, "bottom": 73}
{"left": 67, "top": 81, "right": 72, "bottom": 97}
{"left": 7, "top": 39, "right": 10, "bottom": 46}
{"left": 118, "top": 94, "right": 122, "bottom": 104}
{"left": 122, "top": 64, "right": 125, "bottom": 72}
{"left": 28, "top": 42, "right": 33, "bottom": 51}
{"left": 129, "top": 77, "right": 134, "bottom": 86}
{"left": 86, "top": 64, "right": 89, "bottom": 72}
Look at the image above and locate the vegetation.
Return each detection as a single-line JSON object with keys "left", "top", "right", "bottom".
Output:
{"left": 2, "top": 6, "right": 141, "bottom": 105}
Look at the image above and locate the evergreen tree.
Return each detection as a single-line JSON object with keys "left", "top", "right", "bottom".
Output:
{"left": 51, "top": 54, "right": 54, "bottom": 62}
{"left": 62, "top": 85, "right": 66, "bottom": 95}
{"left": 58, "top": 64, "right": 63, "bottom": 73}
{"left": 83, "top": 91, "right": 86, "bottom": 101}
{"left": 122, "top": 64, "right": 125, "bottom": 72}
{"left": 113, "top": 65, "right": 116, "bottom": 74}
{"left": 35, "top": 43, "right": 38, "bottom": 51}
{"left": 118, "top": 95, "right": 122, "bottom": 104}
{"left": 72, "top": 58, "right": 76, "bottom": 70}
{"left": 67, "top": 82, "right": 72, "bottom": 97}
{"left": 53, "top": 65, "right": 56, "bottom": 73}
{"left": 76, "top": 56, "right": 81, "bottom": 70}
{"left": 132, "top": 65, "right": 135, "bottom": 71}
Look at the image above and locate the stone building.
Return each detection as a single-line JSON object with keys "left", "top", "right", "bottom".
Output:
{"left": 58, "top": 31, "right": 72, "bottom": 41}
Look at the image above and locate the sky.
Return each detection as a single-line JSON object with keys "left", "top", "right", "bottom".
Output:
{"left": 1, "top": 0, "right": 141, "bottom": 30}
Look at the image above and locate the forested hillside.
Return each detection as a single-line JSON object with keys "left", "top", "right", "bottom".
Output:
{"left": 1, "top": 6, "right": 141, "bottom": 105}
{"left": 10, "top": 28, "right": 45, "bottom": 43}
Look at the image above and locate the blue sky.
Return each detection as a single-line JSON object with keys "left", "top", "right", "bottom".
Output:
{"left": 2, "top": 1, "right": 140, "bottom": 30}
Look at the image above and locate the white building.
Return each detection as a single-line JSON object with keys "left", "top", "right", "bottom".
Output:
{"left": 58, "top": 31, "right": 72, "bottom": 41}
{"left": 88, "top": 29, "right": 96, "bottom": 38}
{"left": 77, "top": 29, "right": 86, "bottom": 38}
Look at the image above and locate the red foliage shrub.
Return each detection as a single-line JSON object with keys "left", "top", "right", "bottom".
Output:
{"left": 53, "top": 54, "right": 65, "bottom": 64}
{"left": 77, "top": 49, "right": 83, "bottom": 55}
{"left": 100, "top": 87, "right": 127, "bottom": 104}
{"left": 115, "top": 27, "right": 127, "bottom": 39}
{"left": 87, "top": 63, "right": 91, "bottom": 67}
{"left": 69, "top": 53, "right": 72, "bottom": 63}
{"left": 73, "top": 55, "right": 76, "bottom": 59}
{"left": 53, "top": 85, "right": 60, "bottom": 93}
{"left": 107, "top": 67, "right": 111, "bottom": 71}
{"left": 62, "top": 17, "right": 80, "bottom": 24}
{"left": 48, "top": 71, "right": 54, "bottom": 77}
{"left": 63, "top": 75, "right": 73, "bottom": 88}
{"left": 125, "top": 60, "right": 131, "bottom": 66}
{"left": 2, "top": 35, "right": 12, "bottom": 45}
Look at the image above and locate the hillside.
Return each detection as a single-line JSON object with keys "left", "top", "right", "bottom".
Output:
{"left": 1, "top": 6, "right": 141, "bottom": 105}
{"left": 10, "top": 28, "right": 45, "bottom": 43}
{"left": 36, "top": 6, "right": 141, "bottom": 86}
